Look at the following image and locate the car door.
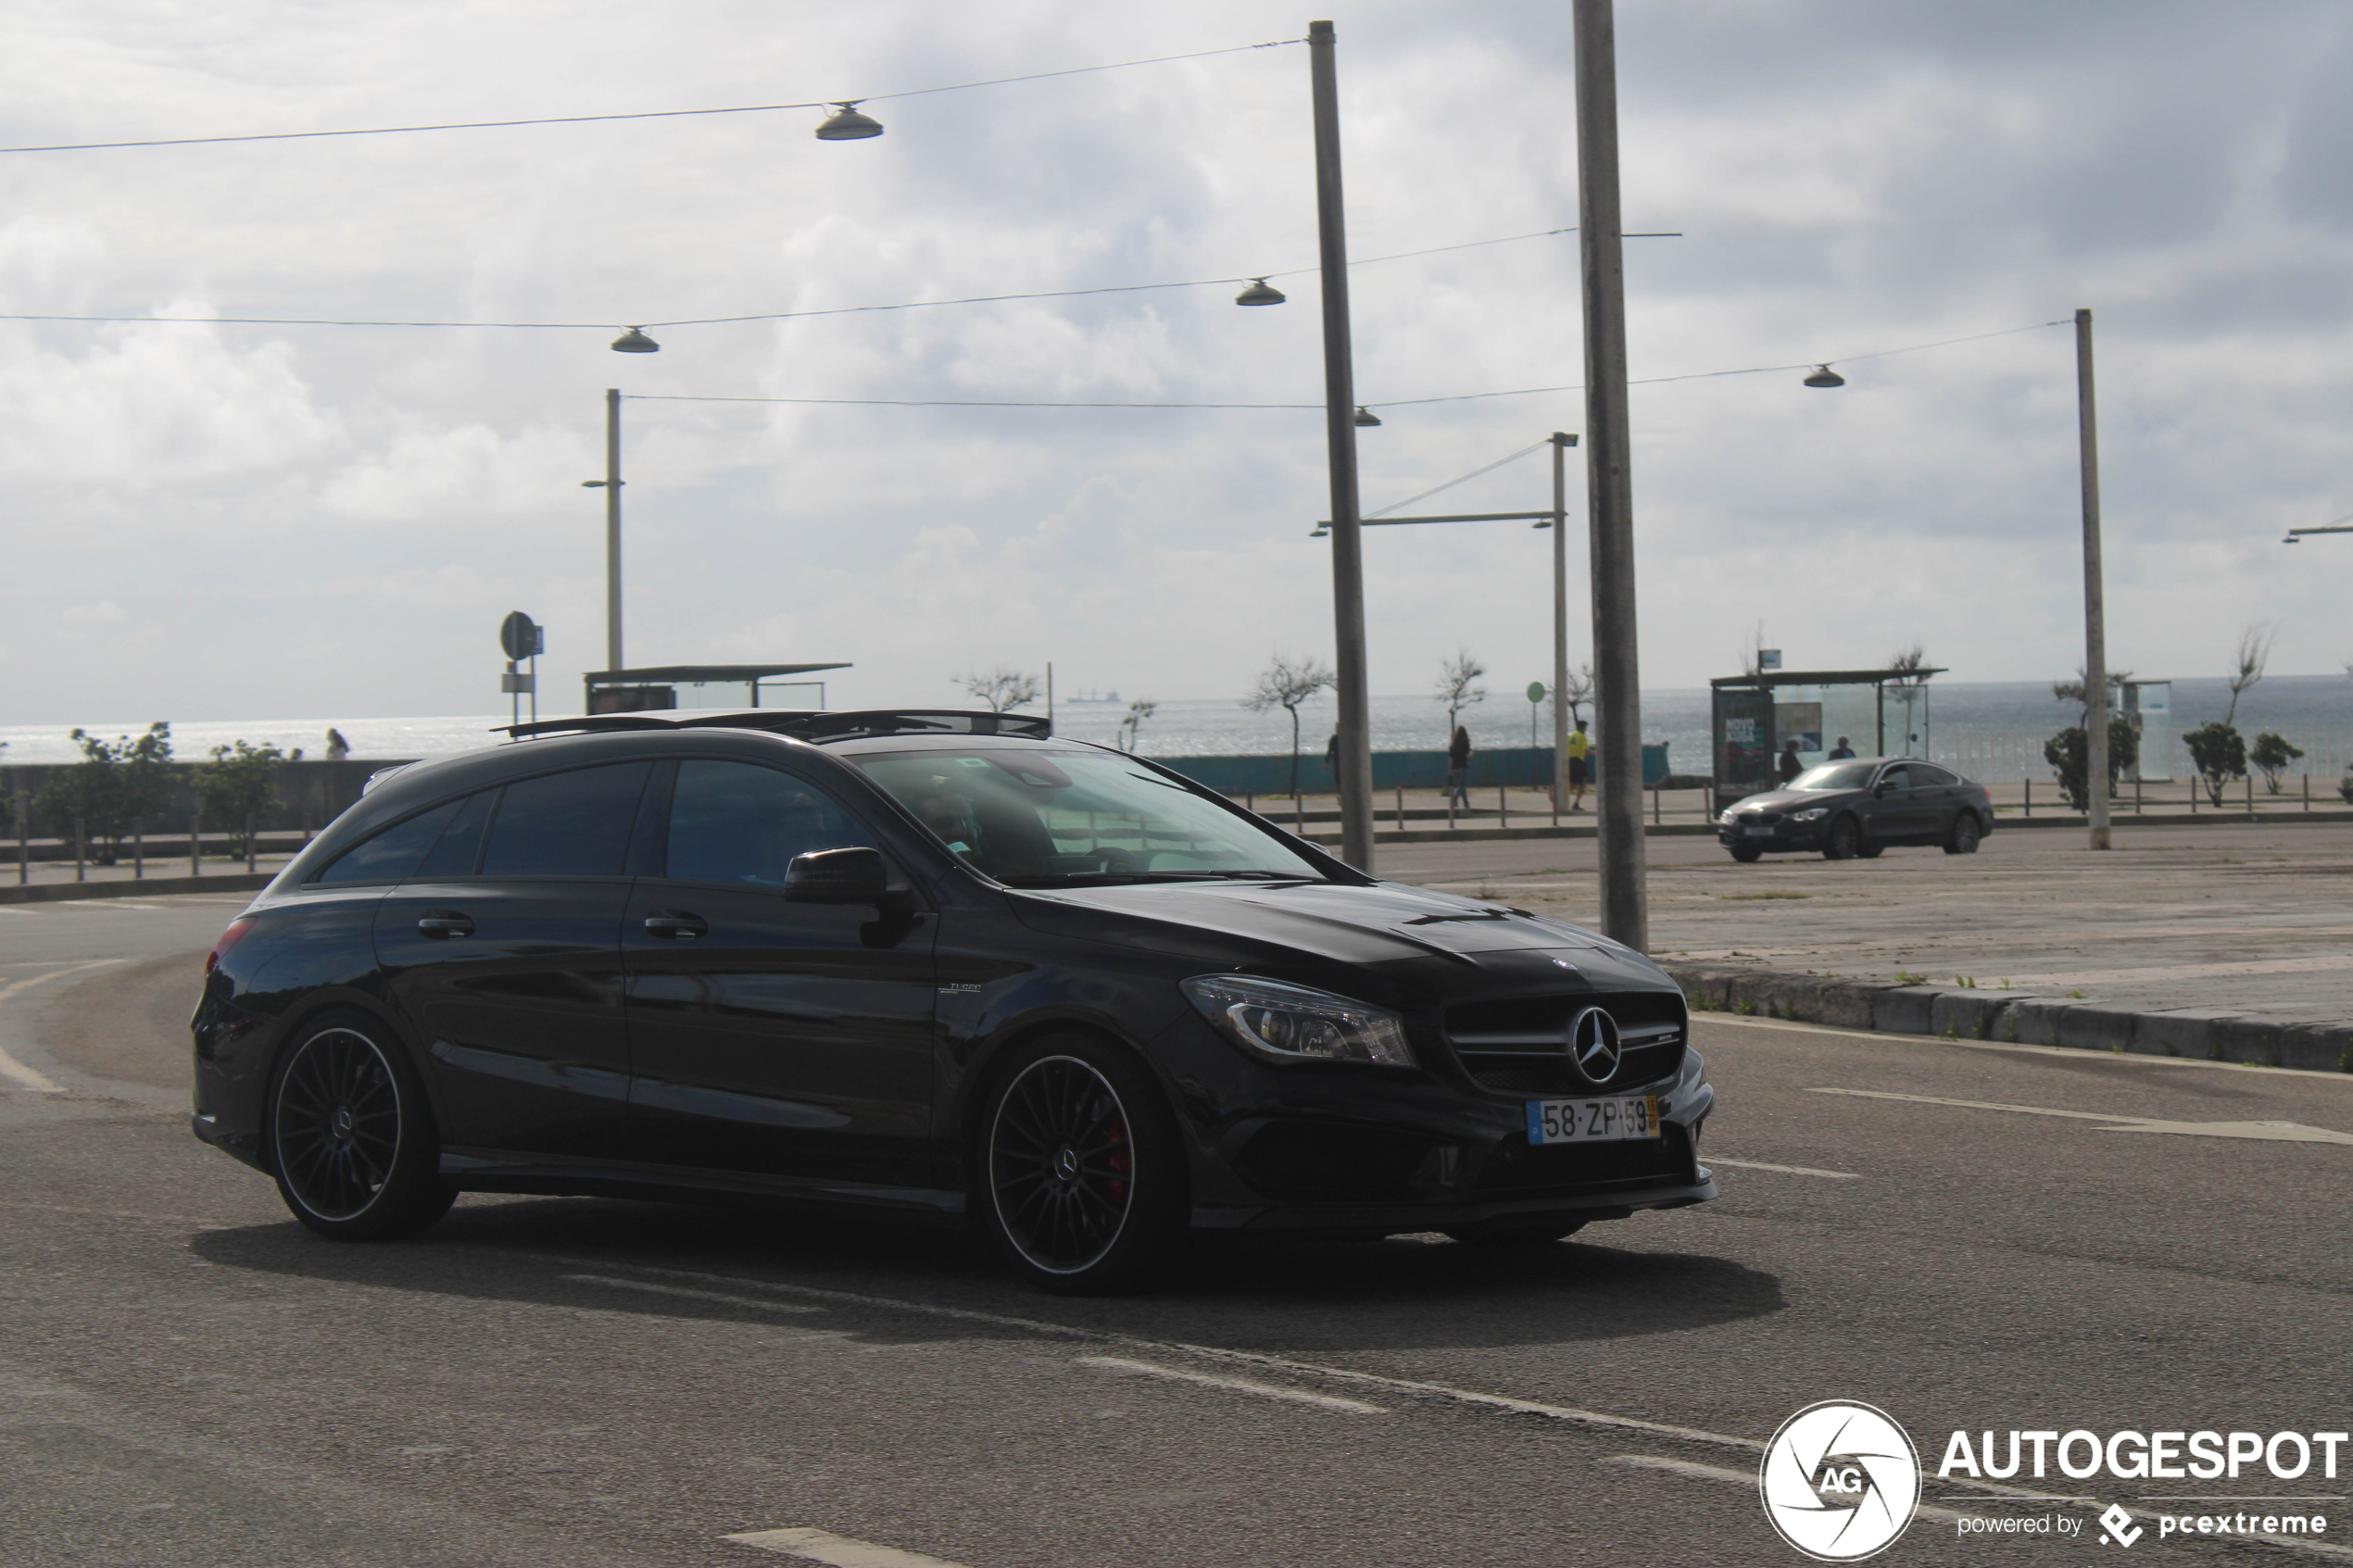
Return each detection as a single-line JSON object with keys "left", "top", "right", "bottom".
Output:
{"left": 1909, "top": 763, "right": 1965, "bottom": 841}
{"left": 621, "top": 758, "right": 937, "bottom": 1187}
{"left": 373, "top": 761, "right": 651, "bottom": 1160}
{"left": 1859, "top": 762, "right": 1916, "bottom": 842}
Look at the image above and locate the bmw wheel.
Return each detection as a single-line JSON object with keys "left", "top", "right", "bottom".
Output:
{"left": 1824, "top": 815, "right": 1863, "bottom": 860}
{"left": 1945, "top": 812, "right": 1982, "bottom": 855}
{"left": 979, "top": 1036, "right": 1184, "bottom": 1295}
{"left": 1729, "top": 844, "right": 1763, "bottom": 863}
{"left": 269, "top": 1012, "right": 455, "bottom": 1241}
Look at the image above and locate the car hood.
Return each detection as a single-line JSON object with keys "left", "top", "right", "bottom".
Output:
{"left": 1011, "top": 878, "right": 1627, "bottom": 965}
{"left": 1727, "top": 789, "right": 1854, "bottom": 812}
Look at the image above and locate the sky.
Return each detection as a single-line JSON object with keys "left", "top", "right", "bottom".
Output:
{"left": 4, "top": 0, "right": 2351, "bottom": 728}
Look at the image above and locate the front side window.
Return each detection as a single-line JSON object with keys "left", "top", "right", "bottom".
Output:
{"left": 664, "top": 761, "right": 876, "bottom": 885}
{"left": 479, "top": 762, "right": 652, "bottom": 877}
{"left": 854, "top": 746, "right": 1327, "bottom": 886}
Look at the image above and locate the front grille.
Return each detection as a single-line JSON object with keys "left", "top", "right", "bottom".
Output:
{"left": 1444, "top": 990, "right": 1687, "bottom": 1096}
{"left": 1474, "top": 1121, "right": 1695, "bottom": 1196}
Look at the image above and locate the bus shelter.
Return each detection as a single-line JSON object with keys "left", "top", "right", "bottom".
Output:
{"left": 585, "top": 662, "right": 849, "bottom": 715}
{"left": 1710, "top": 666, "right": 1944, "bottom": 813}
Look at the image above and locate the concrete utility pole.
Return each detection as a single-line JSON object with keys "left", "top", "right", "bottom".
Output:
{"left": 1552, "top": 433, "right": 1574, "bottom": 814}
{"left": 604, "top": 387, "right": 624, "bottom": 672}
{"left": 1574, "top": 0, "right": 1649, "bottom": 949}
{"left": 2076, "top": 308, "right": 2110, "bottom": 851}
{"left": 1308, "top": 19, "right": 1374, "bottom": 872}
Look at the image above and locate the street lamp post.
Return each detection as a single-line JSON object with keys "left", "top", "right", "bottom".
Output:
{"left": 1574, "top": 0, "right": 1649, "bottom": 950}
{"left": 1307, "top": 19, "right": 1375, "bottom": 873}
{"left": 581, "top": 388, "right": 625, "bottom": 672}
{"left": 2075, "top": 308, "right": 2111, "bottom": 852}
{"left": 1551, "top": 432, "right": 1574, "bottom": 816}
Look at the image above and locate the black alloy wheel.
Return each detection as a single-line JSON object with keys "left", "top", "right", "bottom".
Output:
{"left": 1729, "top": 843, "right": 1764, "bottom": 863}
{"left": 269, "top": 1013, "right": 454, "bottom": 1241}
{"left": 1823, "top": 815, "right": 1863, "bottom": 860}
{"left": 1945, "top": 812, "right": 1983, "bottom": 856}
{"left": 981, "top": 1038, "right": 1182, "bottom": 1294}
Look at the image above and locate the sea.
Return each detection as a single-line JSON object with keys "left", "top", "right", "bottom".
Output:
{"left": 6, "top": 675, "right": 2349, "bottom": 782}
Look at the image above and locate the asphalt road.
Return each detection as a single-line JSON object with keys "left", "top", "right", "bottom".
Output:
{"left": 3, "top": 895, "right": 2348, "bottom": 1566}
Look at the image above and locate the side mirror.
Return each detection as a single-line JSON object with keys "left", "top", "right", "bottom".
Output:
{"left": 1873, "top": 781, "right": 1896, "bottom": 797}
{"left": 783, "top": 847, "right": 891, "bottom": 905}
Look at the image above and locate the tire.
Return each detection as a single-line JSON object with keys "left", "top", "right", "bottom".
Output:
{"left": 1945, "top": 812, "right": 1982, "bottom": 856}
{"left": 1856, "top": 843, "right": 1885, "bottom": 859}
{"left": 1823, "top": 815, "right": 1863, "bottom": 860}
{"left": 1729, "top": 844, "right": 1763, "bottom": 864}
{"left": 268, "top": 1011, "right": 455, "bottom": 1241}
{"left": 1444, "top": 1221, "right": 1587, "bottom": 1248}
{"left": 978, "top": 1034, "right": 1187, "bottom": 1295}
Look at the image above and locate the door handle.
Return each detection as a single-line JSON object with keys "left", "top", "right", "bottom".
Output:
{"left": 643, "top": 910, "right": 708, "bottom": 940}
{"left": 416, "top": 911, "right": 473, "bottom": 939}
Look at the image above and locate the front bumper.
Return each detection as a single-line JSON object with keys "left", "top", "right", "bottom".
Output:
{"left": 1718, "top": 822, "right": 1824, "bottom": 851}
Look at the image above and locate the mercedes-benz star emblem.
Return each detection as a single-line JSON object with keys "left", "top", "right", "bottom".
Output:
{"left": 1566, "top": 1006, "right": 1622, "bottom": 1085}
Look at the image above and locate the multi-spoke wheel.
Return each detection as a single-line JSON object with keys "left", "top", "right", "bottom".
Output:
{"left": 980, "top": 1038, "right": 1183, "bottom": 1294}
{"left": 1944, "top": 812, "right": 1982, "bottom": 856}
{"left": 1823, "top": 815, "right": 1863, "bottom": 860}
{"left": 270, "top": 1013, "right": 453, "bottom": 1241}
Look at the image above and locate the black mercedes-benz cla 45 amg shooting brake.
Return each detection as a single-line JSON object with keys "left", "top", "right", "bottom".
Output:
{"left": 192, "top": 710, "right": 1716, "bottom": 1292}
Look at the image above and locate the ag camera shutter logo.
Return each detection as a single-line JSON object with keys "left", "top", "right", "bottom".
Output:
{"left": 1759, "top": 1400, "right": 1922, "bottom": 1562}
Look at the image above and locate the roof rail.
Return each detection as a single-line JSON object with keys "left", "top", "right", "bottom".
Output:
{"left": 497, "top": 709, "right": 1053, "bottom": 743}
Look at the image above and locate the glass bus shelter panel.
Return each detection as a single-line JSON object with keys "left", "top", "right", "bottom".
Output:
{"left": 1714, "top": 686, "right": 1774, "bottom": 809}
{"left": 1818, "top": 684, "right": 1879, "bottom": 759}
{"left": 1774, "top": 684, "right": 1825, "bottom": 773}
{"left": 1881, "top": 683, "right": 1931, "bottom": 759}
{"left": 2123, "top": 680, "right": 2171, "bottom": 780}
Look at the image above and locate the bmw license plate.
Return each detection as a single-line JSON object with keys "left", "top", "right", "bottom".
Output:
{"left": 1526, "top": 1095, "right": 1661, "bottom": 1145}
{"left": 1743, "top": 822, "right": 1770, "bottom": 836}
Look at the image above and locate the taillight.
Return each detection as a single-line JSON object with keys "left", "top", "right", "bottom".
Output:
{"left": 206, "top": 917, "right": 257, "bottom": 975}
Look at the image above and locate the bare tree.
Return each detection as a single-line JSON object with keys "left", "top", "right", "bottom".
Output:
{"left": 1737, "top": 621, "right": 1769, "bottom": 677}
{"left": 2052, "top": 664, "right": 2133, "bottom": 722}
{"left": 1556, "top": 663, "right": 1596, "bottom": 730}
{"left": 1885, "top": 643, "right": 1931, "bottom": 683}
{"left": 1242, "top": 654, "right": 1335, "bottom": 798}
{"left": 2224, "top": 623, "right": 2273, "bottom": 726}
{"left": 1434, "top": 647, "right": 1488, "bottom": 737}
{"left": 958, "top": 666, "right": 1041, "bottom": 713}
{"left": 1118, "top": 698, "right": 1157, "bottom": 753}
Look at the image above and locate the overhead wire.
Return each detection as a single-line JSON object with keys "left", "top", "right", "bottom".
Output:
{"left": 0, "top": 39, "right": 1302, "bottom": 155}
{"left": 0, "top": 224, "right": 1589, "bottom": 331}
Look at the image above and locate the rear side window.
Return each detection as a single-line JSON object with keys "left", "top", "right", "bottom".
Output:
{"left": 413, "top": 789, "right": 494, "bottom": 878}
{"left": 1913, "top": 764, "right": 1958, "bottom": 786}
{"left": 315, "top": 799, "right": 463, "bottom": 884}
{"left": 479, "top": 762, "right": 652, "bottom": 877}
{"left": 665, "top": 761, "right": 875, "bottom": 886}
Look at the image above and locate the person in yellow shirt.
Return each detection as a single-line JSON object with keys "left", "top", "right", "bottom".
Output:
{"left": 1565, "top": 721, "right": 1591, "bottom": 812}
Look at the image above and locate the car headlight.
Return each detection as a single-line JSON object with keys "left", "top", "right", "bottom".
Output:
{"left": 1718, "top": 810, "right": 1739, "bottom": 826}
{"left": 1791, "top": 807, "right": 1829, "bottom": 822}
{"left": 1179, "top": 974, "right": 1417, "bottom": 1067}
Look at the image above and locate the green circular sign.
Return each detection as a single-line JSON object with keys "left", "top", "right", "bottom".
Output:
{"left": 1527, "top": 681, "right": 1548, "bottom": 703}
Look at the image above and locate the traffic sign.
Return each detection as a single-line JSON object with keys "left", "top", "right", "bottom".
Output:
{"left": 1527, "top": 681, "right": 1547, "bottom": 703}
{"left": 500, "top": 611, "right": 539, "bottom": 662}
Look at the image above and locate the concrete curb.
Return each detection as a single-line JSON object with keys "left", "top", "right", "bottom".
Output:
{"left": 1661, "top": 962, "right": 2353, "bottom": 1074}
{"left": 0, "top": 872, "right": 275, "bottom": 905}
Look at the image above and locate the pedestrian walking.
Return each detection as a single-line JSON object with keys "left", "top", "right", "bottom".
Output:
{"left": 1325, "top": 731, "right": 1344, "bottom": 809}
{"left": 1828, "top": 735, "right": 1855, "bottom": 760}
{"left": 1446, "top": 725, "right": 1472, "bottom": 809}
{"left": 1777, "top": 739, "right": 1805, "bottom": 786}
{"left": 1565, "top": 721, "right": 1591, "bottom": 813}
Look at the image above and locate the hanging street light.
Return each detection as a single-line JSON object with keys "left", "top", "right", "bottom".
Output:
{"left": 1353, "top": 406, "right": 1381, "bottom": 427}
{"left": 1803, "top": 363, "right": 1845, "bottom": 387}
{"left": 815, "top": 102, "right": 884, "bottom": 140}
{"left": 610, "top": 327, "right": 661, "bottom": 354}
{"left": 1234, "top": 278, "right": 1286, "bottom": 307}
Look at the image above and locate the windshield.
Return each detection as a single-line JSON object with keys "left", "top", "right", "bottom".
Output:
{"left": 853, "top": 746, "right": 1328, "bottom": 887}
{"left": 1789, "top": 762, "right": 1877, "bottom": 792}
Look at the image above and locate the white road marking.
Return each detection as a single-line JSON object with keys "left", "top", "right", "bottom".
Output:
{"left": 725, "top": 1525, "right": 972, "bottom": 1567}
{"left": 560, "top": 1273, "right": 825, "bottom": 1312}
{"left": 529, "top": 1252, "right": 1757, "bottom": 1452}
{"left": 0, "top": 960, "right": 124, "bottom": 1091}
{"left": 1808, "top": 1086, "right": 2353, "bottom": 1145}
{"left": 1702, "top": 1012, "right": 2353, "bottom": 1084}
{"left": 1078, "top": 1355, "right": 1386, "bottom": 1414}
{"left": 1705, "top": 1157, "right": 1860, "bottom": 1180}
{"left": 1604, "top": 1456, "right": 2353, "bottom": 1561}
